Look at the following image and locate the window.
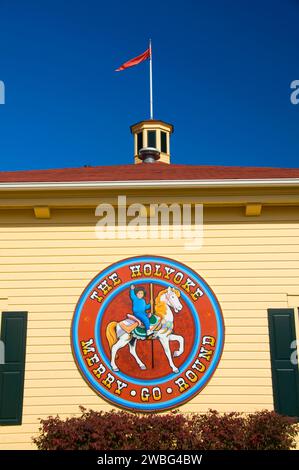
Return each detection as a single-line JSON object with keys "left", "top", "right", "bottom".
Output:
{"left": 147, "top": 130, "right": 156, "bottom": 148}
{"left": 137, "top": 132, "right": 143, "bottom": 153}
{"left": 161, "top": 131, "right": 167, "bottom": 153}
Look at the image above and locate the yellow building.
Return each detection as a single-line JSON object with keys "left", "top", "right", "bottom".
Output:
{"left": 0, "top": 119, "right": 299, "bottom": 449}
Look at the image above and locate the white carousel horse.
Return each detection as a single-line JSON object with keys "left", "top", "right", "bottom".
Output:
{"left": 105, "top": 286, "right": 184, "bottom": 373}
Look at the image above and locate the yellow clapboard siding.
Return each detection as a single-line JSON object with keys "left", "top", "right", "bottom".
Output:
{"left": 0, "top": 433, "right": 38, "bottom": 444}
{"left": 0, "top": 424, "right": 39, "bottom": 434}
{"left": 23, "top": 369, "right": 272, "bottom": 381}
{"left": 18, "top": 402, "right": 273, "bottom": 424}
{"left": 24, "top": 378, "right": 92, "bottom": 388}
{"left": 23, "top": 376, "right": 272, "bottom": 389}
{"left": 222, "top": 343, "right": 269, "bottom": 352}
{"left": 1, "top": 283, "right": 297, "bottom": 297}
{"left": 8, "top": 302, "right": 284, "bottom": 313}
{"left": 25, "top": 328, "right": 71, "bottom": 337}
{"left": 1, "top": 262, "right": 272, "bottom": 276}
{"left": 183, "top": 395, "right": 274, "bottom": 404}
{"left": 1, "top": 201, "right": 299, "bottom": 450}
{"left": 9, "top": 302, "right": 280, "bottom": 313}
{"left": 2, "top": 249, "right": 299, "bottom": 262}
{"left": 23, "top": 385, "right": 273, "bottom": 398}
{"left": 5, "top": 292, "right": 286, "bottom": 304}
{"left": 20, "top": 409, "right": 112, "bottom": 423}
{"left": 179, "top": 403, "right": 273, "bottom": 412}
{"left": 27, "top": 336, "right": 71, "bottom": 345}
{"left": 27, "top": 320, "right": 73, "bottom": 329}
{"left": 24, "top": 403, "right": 275, "bottom": 421}
{"left": 25, "top": 369, "right": 82, "bottom": 379}
{"left": 2, "top": 236, "right": 299, "bottom": 249}
{"left": 26, "top": 345, "right": 72, "bottom": 354}
{"left": 216, "top": 359, "right": 271, "bottom": 367}
{"left": 1, "top": 263, "right": 299, "bottom": 278}
{"left": 23, "top": 367, "right": 272, "bottom": 380}
{"left": 203, "top": 368, "right": 272, "bottom": 378}
{"left": 22, "top": 394, "right": 273, "bottom": 409}
{"left": 207, "top": 384, "right": 273, "bottom": 393}
{"left": 219, "top": 302, "right": 283, "bottom": 310}
{"left": 209, "top": 278, "right": 299, "bottom": 286}
{"left": 1, "top": 235, "right": 297, "bottom": 248}
{"left": 23, "top": 368, "right": 272, "bottom": 380}
{"left": 25, "top": 361, "right": 79, "bottom": 370}
{"left": 0, "top": 225, "right": 299, "bottom": 238}
{"left": 220, "top": 351, "right": 270, "bottom": 360}
{"left": 208, "top": 376, "right": 272, "bottom": 385}
{"left": 0, "top": 443, "right": 35, "bottom": 450}
{"left": 25, "top": 353, "right": 74, "bottom": 362}
{"left": 218, "top": 318, "right": 269, "bottom": 326}
{"left": 24, "top": 310, "right": 271, "bottom": 322}
{"left": 2, "top": 246, "right": 299, "bottom": 260}
{"left": 24, "top": 387, "right": 92, "bottom": 397}
{"left": 217, "top": 334, "right": 269, "bottom": 343}
{"left": 1, "top": 275, "right": 299, "bottom": 289}
{"left": 18, "top": 405, "right": 125, "bottom": 415}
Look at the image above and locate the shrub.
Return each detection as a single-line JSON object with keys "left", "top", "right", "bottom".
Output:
{"left": 188, "top": 409, "right": 247, "bottom": 450}
{"left": 33, "top": 408, "right": 190, "bottom": 451}
{"left": 245, "top": 410, "right": 298, "bottom": 450}
{"left": 33, "top": 407, "right": 299, "bottom": 450}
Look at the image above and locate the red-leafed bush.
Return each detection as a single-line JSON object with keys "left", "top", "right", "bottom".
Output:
{"left": 245, "top": 410, "right": 298, "bottom": 450}
{"left": 188, "top": 409, "right": 247, "bottom": 450}
{"left": 32, "top": 407, "right": 298, "bottom": 450}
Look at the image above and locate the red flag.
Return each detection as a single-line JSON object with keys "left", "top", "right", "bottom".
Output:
{"left": 115, "top": 48, "right": 151, "bottom": 72}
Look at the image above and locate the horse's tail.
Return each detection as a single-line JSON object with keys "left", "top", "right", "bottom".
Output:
{"left": 106, "top": 321, "right": 118, "bottom": 350}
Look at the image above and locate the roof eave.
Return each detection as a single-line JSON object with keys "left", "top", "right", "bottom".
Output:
{"left": 0, "top": 178, "right": 299, "bottom": 191}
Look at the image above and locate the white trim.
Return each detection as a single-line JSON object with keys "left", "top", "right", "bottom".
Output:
{"left": 0, "top": 178, "right": 299, "bottom": 191}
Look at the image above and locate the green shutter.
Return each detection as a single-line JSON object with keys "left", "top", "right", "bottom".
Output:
{"left": 0, "top": 312, "right": 27, "bottom": 425}
{"left": 268, "top": 308, "right": 299, "bottom": 417}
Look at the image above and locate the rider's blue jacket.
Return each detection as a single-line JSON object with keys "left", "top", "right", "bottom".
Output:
{"left": 130, "top": 289, "right": 151, "bottom": 316}
{"left": 130, "top": 288, "right": 151, "bottom": 330}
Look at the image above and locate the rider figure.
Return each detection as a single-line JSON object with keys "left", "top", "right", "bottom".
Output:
{"left": 130, "top": 285, "right": 153, "bottom": 336}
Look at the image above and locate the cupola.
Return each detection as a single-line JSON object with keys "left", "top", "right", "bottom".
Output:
{"left": 130, "top": 119, "right": 174, "bottom": 164}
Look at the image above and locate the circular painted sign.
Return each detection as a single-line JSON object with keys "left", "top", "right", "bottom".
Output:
{"left": 71, "top": 256, "right": 224, "bottom": 412}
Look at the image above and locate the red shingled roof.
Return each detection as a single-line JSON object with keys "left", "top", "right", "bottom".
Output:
{"left": 0, "top": 162, "right": 299, "bottom": 183}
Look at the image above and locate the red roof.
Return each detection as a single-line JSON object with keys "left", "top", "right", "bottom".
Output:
{"left": 0, "top": 162, "right": 299, "bottom": 183}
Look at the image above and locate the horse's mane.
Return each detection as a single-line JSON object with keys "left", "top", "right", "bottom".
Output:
{"left": 154, "top": 288, "right": 181, "bottom": 319}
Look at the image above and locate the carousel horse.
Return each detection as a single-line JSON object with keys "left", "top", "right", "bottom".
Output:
{"left": 106, "top": 286, "right": 184, "bottom": 373}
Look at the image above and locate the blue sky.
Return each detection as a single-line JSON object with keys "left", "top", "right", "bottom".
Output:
{"left": 0, "top": 0, "right": 298, "bottom": 171}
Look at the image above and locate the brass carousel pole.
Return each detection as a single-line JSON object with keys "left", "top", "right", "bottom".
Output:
{"left": 150, "top": 283, "right": 154, "bottom": 369}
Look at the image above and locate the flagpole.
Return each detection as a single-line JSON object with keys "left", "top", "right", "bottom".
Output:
{"left": 149, "top": 39, "right": 153, "bottom": 120}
